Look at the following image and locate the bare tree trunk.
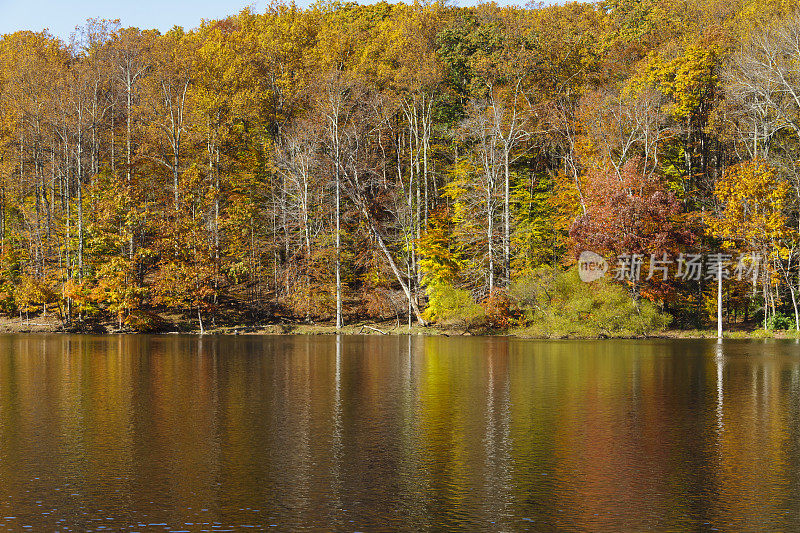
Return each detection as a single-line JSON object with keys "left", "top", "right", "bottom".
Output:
{"left": 371, "top": 223, "right": 426, "bottom": 326}
{"left": 126, "top": 74, "right": 132, "bottom": 183}
{"left": 173, "top": 144, "right": 180, "bottom": 211}
{"left": 763, "top": 274, "right": 769, "bottom": 330}
{"left": 77, "top": 117, "right": 84, "bottom": 281}
{"left": 503, "top": 147, "right": 510, "bottom": 286}
{"left": 790, "top": 280, "right": 800, "bottom": 331}
{"left": 111, "top": 102, "right": 115, "bottom": 174}
{"left": 487, "top": 178, "right": 494, "bottom": 293}
{"left": 335, "top": 133, "right": 342, "bottom": 330}
{"left": 717, "top": 260, "right": 723, "bottom": 339}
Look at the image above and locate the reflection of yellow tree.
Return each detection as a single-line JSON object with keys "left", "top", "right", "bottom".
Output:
{"left": 417, "top": 339, "right": 474, "bottom": 518}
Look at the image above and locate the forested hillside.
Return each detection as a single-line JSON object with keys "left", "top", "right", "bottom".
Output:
{"left": 1, "top": 0, "right": 800, "bottom": 332}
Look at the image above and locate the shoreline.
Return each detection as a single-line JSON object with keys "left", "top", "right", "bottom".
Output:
{"left": 0, "top": 316, "right": 796, "bottom": 339}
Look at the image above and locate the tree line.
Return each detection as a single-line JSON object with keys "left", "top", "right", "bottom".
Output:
{"left": 1, "top": 0, "right": 800, "bottom": 332}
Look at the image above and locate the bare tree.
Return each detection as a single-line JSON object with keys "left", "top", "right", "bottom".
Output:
{"left": 459, "top": 98, "right": 502, "bottom": 294}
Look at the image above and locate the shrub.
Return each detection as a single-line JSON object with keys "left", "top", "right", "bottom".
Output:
{"left": 284, "top": 281, "right": 335, "bottom": 320}
{"left": 124, "top": 310, "right": 166, "bottom": 332}
{"left": 509, "top": 266, "right": 671, "bottom": 337}
{"left": 423, "top": 281, "right": 485, "bottom": 327}
{"left": 766, "top": 312, "right": 794, "bottom": 331}
{"left": 482, "top": 289, "right": 514, "bottom": 329}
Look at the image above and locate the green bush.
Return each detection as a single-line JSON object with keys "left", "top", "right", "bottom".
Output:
{"left": 766, "top": 312, "right": 794, "bottom": 331}
{"left": 423, "top": 281, "right": 485, "bottom": 327}
{"left": 509, "top": 266, "right": 671, "bottom": 337}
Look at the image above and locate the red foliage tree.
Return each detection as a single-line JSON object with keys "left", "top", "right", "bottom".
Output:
{"left": 569, "top": 158, "right": 695, "bottom": 259}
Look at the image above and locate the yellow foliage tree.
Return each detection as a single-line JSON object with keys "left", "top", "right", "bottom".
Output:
{"left": 707, "top": 158, "right": 795, "bottom": 328}
{"left": 708, "top": 158, "right": 788, "bottom": 250}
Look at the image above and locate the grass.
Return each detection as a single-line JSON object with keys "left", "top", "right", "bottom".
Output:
{"left": 2, "top": 312, "right": 799, "bottom": 340}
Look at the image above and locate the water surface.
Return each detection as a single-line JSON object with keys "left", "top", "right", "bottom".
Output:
{"left": 0, "top": 335, "right": 798, "bottom": 531}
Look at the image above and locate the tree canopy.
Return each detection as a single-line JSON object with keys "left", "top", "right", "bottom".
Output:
{"left": 1, "top": 0, "right": 799, "bottom": 332}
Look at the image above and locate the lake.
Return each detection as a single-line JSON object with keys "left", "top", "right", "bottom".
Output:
{"left": 0, "top": 335, "right": 798, "bottom": 530}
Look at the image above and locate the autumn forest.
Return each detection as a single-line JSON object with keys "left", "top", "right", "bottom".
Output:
{"left": 2, "top": 0, "right": 800, "bottom": 333}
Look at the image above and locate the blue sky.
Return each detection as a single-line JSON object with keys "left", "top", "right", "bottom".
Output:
{"left": 0, "top": 0, "right": 260, "bottom": 39}
{"left": 0, "top": 0, "right": 526, "bottom": 41}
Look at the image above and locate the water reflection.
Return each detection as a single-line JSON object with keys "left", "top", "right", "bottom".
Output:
{"left": 0, "top": 335, "right": 799, "bottom": 530}
{"left": 716, "top": 342, "right": 724, "bottom": 435}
